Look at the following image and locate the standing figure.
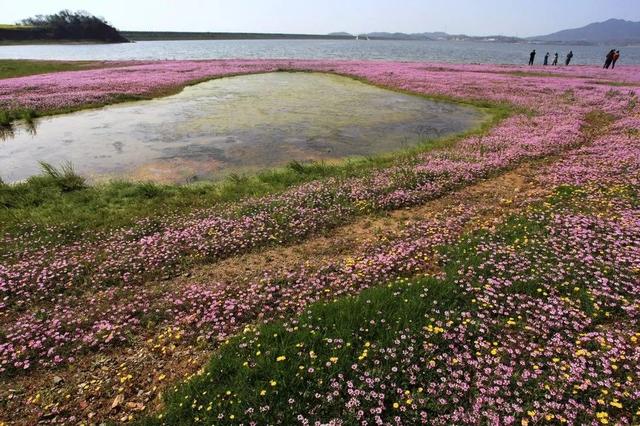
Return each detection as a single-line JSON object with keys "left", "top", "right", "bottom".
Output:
{"left": 565, "top": 51, "right": 574, "bottom": 66}
{"left": 612, "top": 50, "right": 621, "bottom": 69}
{"left": 543, "top": 52, "right": 550, "bottom": 66}
{"left": 552, "top": 52, "right": 559, "bottom": 66}
{"left": 604, "top": 49, "right": 615, "bottom": 69}
{"left": 529, "top": 49, "right": 536, "bottom": 66}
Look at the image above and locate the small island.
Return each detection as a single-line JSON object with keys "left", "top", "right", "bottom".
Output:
{"left": 0, "top": 10, "right": 129, "bottom": 44}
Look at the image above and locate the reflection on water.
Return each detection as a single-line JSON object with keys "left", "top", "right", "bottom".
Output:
{"left": 0, "top": 120, "right": 37, "bottom": 141}
{"left": 0, "top": 126, "right": 14, "bottom": 141}
{"left": 0, "top": 72, "right": 485, "bottom": 183}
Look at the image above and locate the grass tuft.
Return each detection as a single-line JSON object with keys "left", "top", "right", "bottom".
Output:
{"left": 37, "top": 161, "right": 86, "bottom": 192}
{"left": 0, "top": 108, "right": 38, "bottom": 128}
{"left": 287, "top": 160, "right": 307, "bottom": 174}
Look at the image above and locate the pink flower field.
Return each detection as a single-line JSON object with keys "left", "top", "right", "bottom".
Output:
{"left": 1, "top": 60, "right": 640, "bottom": 112}
{"left": 0, "top": 60, "right": 639, "bottom": 424}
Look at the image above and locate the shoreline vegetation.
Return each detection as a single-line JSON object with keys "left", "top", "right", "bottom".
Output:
{"left": 0, "top": 59, "right": 639, "bottom": 424}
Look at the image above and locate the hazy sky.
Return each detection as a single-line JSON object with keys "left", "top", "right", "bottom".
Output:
{"left": 3, "top": 0, "right": 639, "bottom": 37}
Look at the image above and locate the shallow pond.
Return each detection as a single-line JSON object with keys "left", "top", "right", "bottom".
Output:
{"left": 0, "top": 72, "right": 485, "bottom": 183}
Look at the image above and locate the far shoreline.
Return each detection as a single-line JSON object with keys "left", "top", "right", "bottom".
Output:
{"left": 2, "top": 38, "right": 639, "bottom": 48}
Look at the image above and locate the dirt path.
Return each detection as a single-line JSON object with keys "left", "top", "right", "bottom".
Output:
{"left": 180, "top": 162, "right": 547, "bottom": 286}
{"left": 0, "top": 158, "right": 553, "bottom": 425}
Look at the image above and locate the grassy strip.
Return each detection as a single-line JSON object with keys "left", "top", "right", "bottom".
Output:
{"left": 142, "top": 184, "right": 639, "bottom": 425}
{"left": 0, "top": 59, "right": 102, "bottom": 80}
{"left": 0, "top": 97, "right": 512, "bottom": 252}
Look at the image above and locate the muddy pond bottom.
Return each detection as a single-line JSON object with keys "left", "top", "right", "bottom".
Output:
{"left": 1, "top": 72, "right": 485, "bottom": 183}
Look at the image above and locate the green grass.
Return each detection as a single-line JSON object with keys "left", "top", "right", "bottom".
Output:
{"left": 0, "top": 59, "right": 100, "bottom": 80}
{"left": 0, "top": 99, "right": 513, "bottom": 254}
{"left": 0, "top": 108, "right": 38, "bottom": 129}
{"left": 143, "top": 274, "right": 466, "bottom": 425}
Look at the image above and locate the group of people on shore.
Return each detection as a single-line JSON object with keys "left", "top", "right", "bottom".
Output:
{"left": 603, "top": 49, "right": 621, "bottom": 69}
{"left": 528, "top": 50, "right": 573, "bottom": 66}
{"left": 528, "top": 49, "right": 622, "bottom": 68}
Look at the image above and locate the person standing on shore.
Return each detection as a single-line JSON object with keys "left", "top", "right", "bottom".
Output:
{"left": 565, "top": 51, "right": 574, "bottom": 66}
{"left": 604, "top": 49, "right": 615, "bottom": 69}
{"left": 552, "top": 52, "right": 559, "bottom": 66}
{"left": 543, "top": 52, "right": 550, "bottom": 65}
{"left": 612, "top": 50, "right": 621, "bottom": 69}
{"left": 529, "top": 49, "right": 536, "bottom": 66}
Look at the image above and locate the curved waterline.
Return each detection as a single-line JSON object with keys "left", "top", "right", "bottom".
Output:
{"left": 1, "top": 72, "right": 488, "bottom": 183}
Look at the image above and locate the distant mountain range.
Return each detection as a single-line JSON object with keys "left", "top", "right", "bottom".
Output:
{"left": 330, "top": 19, "right": 640, "bottom": 45}
{"left": 529, "top": 19, "right": 640, "bottom": 45}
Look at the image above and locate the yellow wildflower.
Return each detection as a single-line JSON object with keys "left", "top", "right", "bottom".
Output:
{"left": 596, "top": 412, "right": 609, "bottom": 425}
{"left": 609, "top": 400, "right": 623, "bottom": 409}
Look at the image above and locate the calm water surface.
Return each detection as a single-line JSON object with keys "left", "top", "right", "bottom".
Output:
{"left": 0, "top": 73, "right": 485, "bottom": 183}
{"left": 1, "top": 39, "right": 638, "bottom": 65}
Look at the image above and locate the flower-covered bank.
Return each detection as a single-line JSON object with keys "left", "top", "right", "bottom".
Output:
{"left": 155, "top": 86, "right": 640, "bottom": 425}
{"left": 153, "top": 184, "right": 640, "bottom": 425}
{"left": 0, "top": 60, "right": 639, "bottom": 424}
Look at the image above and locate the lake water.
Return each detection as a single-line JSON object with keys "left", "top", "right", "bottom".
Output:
{"left": 1, "top": 39, "right": 639, "bottom": 65}
{"left": 0, "top": 72, "right": 484, "bottom": 183}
